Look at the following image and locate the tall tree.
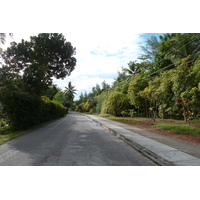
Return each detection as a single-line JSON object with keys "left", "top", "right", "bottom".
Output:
{"left": 64, "top": 82, "right": 77, "bottom": 107}
{"left": 138, "top": 35, "right": 160, "bottom": 62}
{"left": 1, "top": 33, "right": 76, "bottom": 95}
{"left": 157, "top": 33, "right": 200, "bottom": 66}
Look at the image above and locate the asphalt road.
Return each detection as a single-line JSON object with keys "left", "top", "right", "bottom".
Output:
{"left": 0, "top": 112, "right": 155, "bottom": 166}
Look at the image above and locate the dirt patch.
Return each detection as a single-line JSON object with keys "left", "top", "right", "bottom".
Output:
{"left": 120, "top": 118, "right": 200, "bottom": 145}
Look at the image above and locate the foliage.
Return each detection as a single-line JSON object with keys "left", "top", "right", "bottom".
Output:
{"left": 0, "top": 33, "right": 76, "bottom": 130}
{"left": 53, "top": 91, "right": 66, "bottom": 106}
{"left": 101, "top": 91, "right": 130, "bottom": 116}
{"left": 75, "top": 33, "right": 200, "bottom": 122}
{"left": 0, "top": 127, "right": 28, "bottom": 145}
{"left": 64, "top": 81, "right": 77, "bottom": 108}
{"left": 95, "top": 91, "right": 109, "bottom": 114}
{"left": 1, "top": 33, "right": 76, "bottom": 95}
{"left": 42, "top": 85, "right": 61, "bottom": 100}
{"left": 138, "top": 35, "right": 160, "bottom": 62}
{"left": 0, "top": 84, "right": 67, "bottom": 130}
{"left": 128, "top": 74, "right": 149, "bottom": 108}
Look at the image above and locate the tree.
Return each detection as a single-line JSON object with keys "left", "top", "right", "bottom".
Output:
{"left": 138, "top": 35, "right": 160, "bottom": 62}
{"left": 1, "top": 33, "right": 76, "bottom": 95}
{"left": 141, "top": 69, "right": 176, "bottom": 119}
{"left": 122, "top": 61, "right": 143, "bottom": 77}
{"left": 157, "top": 33, "right": 200, "bottom": 66}
{"left": 101, "top": 91, "right": 130, "bottom": 116}
{"left": 42, "top": 85, "right": 60, "bottom": 100}
{"left": 64, "top": 82, "right": 77, "bottom": 107}
{"left": 101, "top": 80, "right": 110, "bottom": 92}
{"left": 53, "top": 91, "right": 66, "bottom": 106}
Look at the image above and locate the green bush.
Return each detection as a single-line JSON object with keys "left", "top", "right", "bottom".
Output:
{"left": 89, "top": 107, "right": 96, "bottom": 114}
{"left": 101, "top": 91, "right": 130, "bottom": 116}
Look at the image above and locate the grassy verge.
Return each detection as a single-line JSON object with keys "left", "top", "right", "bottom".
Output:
{"left": 103, "top": 115, "right": 152, "bottom": 125}
{"left": 153, "top": 124, "right": 200, "bottom": 136}
{"left": 0, "top": 127, "right": 29, "bottom": 145}
{"left": 98, "top": 114, "right": 200, "bottom": 136}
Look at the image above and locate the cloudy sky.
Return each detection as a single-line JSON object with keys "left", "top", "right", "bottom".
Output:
{"left": 2, "top": 0, "right": 198, "bottom": 100}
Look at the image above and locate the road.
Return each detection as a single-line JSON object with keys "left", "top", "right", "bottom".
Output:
{"left": 0, "top": 112, "right": 155, "bottom": 166}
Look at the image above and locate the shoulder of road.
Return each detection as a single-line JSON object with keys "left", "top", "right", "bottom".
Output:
{"left": 84, "top": 114, "right": 200, "bottom": 166}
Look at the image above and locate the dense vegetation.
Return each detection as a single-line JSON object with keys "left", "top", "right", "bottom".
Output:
{"left": 74, "top": 33, "right": 200, "bottom": 122}
{"left": 0, "top": 33, "right": 76, "bottom": 130}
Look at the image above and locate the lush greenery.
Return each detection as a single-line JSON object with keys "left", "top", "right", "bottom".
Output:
{"left": 0, "top": 33, "right": 76, "bottom": 130}
{"left": 74, "top": 33, "right": 200, "bottom": 123}
{"left": 154, "top": 124, "right": 200, "bottom": 136}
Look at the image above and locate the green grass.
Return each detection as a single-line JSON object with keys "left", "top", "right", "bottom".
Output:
{"left": 99, "top": 114, "right": 113, "bottom": 118}
{"left": 0, "top": 116, "right": 66, "bottom": 145}
{"left": 153, "top": 124, "right": 200, "bottom": 136}
{"left": 105, "top": 116, "right": 152, "bottom": 125}
{"left": 192, "top": 119, "right": 200, "bottom": 122}
{"left": 0, "top": 127, "right": 29, "bottom": 145}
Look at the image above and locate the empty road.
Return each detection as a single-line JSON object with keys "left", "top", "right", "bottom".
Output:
{"left": 0, "top": 112, "right": 155, "bottom": 166}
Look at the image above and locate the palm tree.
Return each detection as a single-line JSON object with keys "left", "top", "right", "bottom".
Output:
{"left": 159, "top": 33, "right": 200, "bottom": 66}
{"left": 122, "top": 61, "right": 142, "bottom": 77}
{"left": 64, "top": 82, "right": 77, "bottom": 107}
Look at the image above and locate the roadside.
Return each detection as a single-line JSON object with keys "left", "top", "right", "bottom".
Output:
{"left": 85, "top": 114, "right": 200, "bottom": 165}
{"left": 0, "top": 116, "right": 66, "bottom": 145}
{"left": 101, "top": 116, "right": 200, "bottom": 145}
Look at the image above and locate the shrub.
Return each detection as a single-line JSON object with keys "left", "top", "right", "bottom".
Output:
{"left": 101, "top": 91, "right": 130, "bottom": 116}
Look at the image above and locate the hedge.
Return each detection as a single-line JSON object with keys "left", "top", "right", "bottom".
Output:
{"left": 0, "top": 86, "right": 67, "bottom": 130}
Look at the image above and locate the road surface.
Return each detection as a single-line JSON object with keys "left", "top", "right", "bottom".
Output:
{"left": 0, "top": 112, "right": 155, "bottom": 166}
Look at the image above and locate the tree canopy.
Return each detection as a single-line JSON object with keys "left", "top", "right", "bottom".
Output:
{"left": 0, "top": 33, "right": 76, "bottom": 130}
{"left": 1, "top": 33, "right": 76, "bottom": 95}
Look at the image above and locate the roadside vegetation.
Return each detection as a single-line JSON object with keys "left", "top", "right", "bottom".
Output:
{"left": 0, "top": 127, "right": 28, "bottom": 145}
{"left": 73, "top": 33, "right": 200, "bottom": 137}
{"left": 97, "top": 114, "right": 200, "bottom": 137}
{"left": 1, "top": 33, "right": 200, "bottom": 140}
{"left": 0, "top": 33, "right": 76, "bottom": 133}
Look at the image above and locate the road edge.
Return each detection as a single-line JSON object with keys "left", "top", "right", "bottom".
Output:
{"left": 85, "top": 114, "right": 174, "bottom": 166}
